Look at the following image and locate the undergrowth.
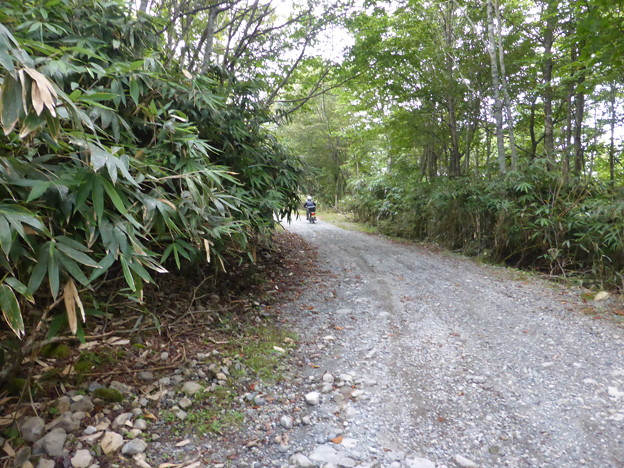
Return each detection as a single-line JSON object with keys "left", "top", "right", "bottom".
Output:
{"left": 343, "top": 165, "right": 624, "bottom": 289}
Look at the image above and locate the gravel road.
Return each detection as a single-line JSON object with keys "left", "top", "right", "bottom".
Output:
{"left": 275, "top": 216, "right": 624, "bottom": 468}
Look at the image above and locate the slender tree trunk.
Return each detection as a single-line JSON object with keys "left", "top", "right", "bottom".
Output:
{"left": 494, "top": 0, "right": 517, "bottom": 171}
{"left": 201, "top": 7, "right": 219, "bottom": 73}
{"left": 542, "top": 1, "right": 557, "bottom": 163}
{"left": 139, "top": 0, "right": 149, "bottom": 13}
{"left": 573, "top": 44, "right": 586, "bottom": 176}
{"left": 609, "top": 84, "right": 617, "bottom": 182}
{"left": 529, "top": 96, "right": 538, "bottom": 160}
{"left": 442, "top": 3, "right": 461, "bottom": 177}
{"left": 486, "top": 0, "right": 506, "bottom": 174}
{"left": 563, "top": 80, "right": 573, "bottom": 178}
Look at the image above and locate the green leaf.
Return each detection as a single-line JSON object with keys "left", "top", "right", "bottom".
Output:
{"left": 93, "top": 176, "right": 104, "bottom": 221}
{"left": 47, "top": 243, "right": 60, "bottom": 299}
{"left": 28, "top": 244, "right": 50, "bottom": 293}
{"left": 0, "top": 283, "right": 24, "bottom": 338}
{"left": 89, "top": 252, "right": 115, "bottom": 282}
{"left": 120, "top": 256, "right": 135, "bottom": 291}
{"left": 102, "top": 179, "right": 128, "bottom": 215}
{"left": 129, "top": 258, "right": 153, "bottom": 284}
{"left": 0, "top": 215, "right": 12, "bottom": 256}
{"left": 26, "top": 181, "right": 51, "bottom": 202}
{"left": 56, "top": 236, "right": 90, "bottom": 252}
{"left": 129, "top": 78, "right": 140, "bottom": 106}
{"left": 56, "top": 242, "right": 98, "bottom": 267}
{"left": 58, "top": 254, "right": 90, "bottom": 286}
{"left": 0, "top": 44, "right": 14, "bottom": 73}
{"left": 4, "top": 277, "right": 34, "bottom": 302}
{"left": 46, "top": 313, "right": 67, "bottom": 339}
{"left": 1, "top": 74, "right": 24, "bottom": 135}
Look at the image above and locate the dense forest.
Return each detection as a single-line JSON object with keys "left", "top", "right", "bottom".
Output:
{"left": 0, "top": 0, "right": 623, "bottom": 376}
{"left": 281, "top": 0, "right": 624, "bottom": 288}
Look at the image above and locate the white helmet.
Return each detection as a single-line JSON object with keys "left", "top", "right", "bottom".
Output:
{"left": 307, "top": 196, "right": 312, "bottom": 201}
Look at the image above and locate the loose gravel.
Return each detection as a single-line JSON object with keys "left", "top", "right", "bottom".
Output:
{"left": 275, "top": 216, "right": 624, "bottom": 468}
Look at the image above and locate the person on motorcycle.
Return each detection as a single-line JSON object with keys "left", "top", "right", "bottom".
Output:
{"left": 303, "top": 196, "right": 316, "bottom": 221}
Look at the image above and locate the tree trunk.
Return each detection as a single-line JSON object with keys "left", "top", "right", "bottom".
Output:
{"left": 441, "top": 3, "right": 462, "bottom": 177}
{"left": 609, "top": 84, "right": 616, "bottom": 182}
{"left": 529, "top": 96, "right": 538, "bottom": 160}
{"left": 573, "top": 55, "right": 586, "bottom": 176}
{"left": 563, "top": 79, "right": 573, "bottom": 178}
{"left": 486, "top": 0, "right": 506, "bottom": 174}
{"left": 494, "top": 0, "right": 517, "bottom": 171}
{"left": 541, "top": 1, "right": 557, "bottom": 163}
{"left": 201, "top": 7, "right": 219, "bottom": 73}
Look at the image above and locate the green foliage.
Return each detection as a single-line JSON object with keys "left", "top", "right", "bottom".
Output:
{"left": 93, "top": 387, "right": 124, "bottom": 402}
{"left": 0, "top": 0, "right": 303, "bottom": 344}
{"left": 345, "top": 165, "right": 624, "bottom": 288}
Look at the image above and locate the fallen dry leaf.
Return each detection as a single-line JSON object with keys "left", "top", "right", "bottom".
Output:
{"left": 175, "top": 439, "right": 191, "bottom": 447}
{"left": 330, "top": 436, "right": 343, "bottom": 444}
{"left": 143, "top": 411, "right": 158, "bottom": 420}
{"left": 2, "top": 440, "right": 15, "bottom": 457}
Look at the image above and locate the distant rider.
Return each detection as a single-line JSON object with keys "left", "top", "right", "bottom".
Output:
{"left": 303, "top": 196, "right": 316, "bottom": 220}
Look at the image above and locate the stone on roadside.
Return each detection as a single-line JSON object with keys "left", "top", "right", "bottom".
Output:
{"left": 595, "top": 291, "right": 610, "bottom": 301}
{"left": 113, "top": 412, "right": 133, "bottom": 429}
{"left": 36, "top": 459, "right": 55, "bottom": 468}
{"left": 134, "top": 419, "right": 148, "bottom": 431}
{"left": 290, "top": 453, "right": 314, "bottom": 467}
{"left": 128, "top": 429, "right": 143, "bottom": 438}
{"left": 70, "top": 449, "right": 93, "bottom": 468}
{"left": 280, "top": 415, "right": 294, "bottom": 429}
{"left": 305, "top": 392, "right": 321, "bottom": 405}
{"left": 138, "top": 371, "right": 154, "bottom": 381}
{"left": 323, "top": 373, "right": 335, "bottom": 383}
{"left": 20, "top": 416, "right": 45, "bottom": 442}
{"left": 178, "top": 397, "right": 193, "bottom": 409}
{"left": 83, "top": 426, "right": 97, "bottom": 435}
{"left": 404, "top": 456, "right": 436, "bottom": 468}
{"left": 101, "top": 431, "right": 124, "bottom": 455}
{"left": 134, "top": 453, "right": 152, "bottom": 468}
{"left": 33, "top": 427, "right": 67, "bottom": 457}
{"left": 109, "top": 381, "right": 133, "bottom": 395}
{"left": 70, "top": 396, "right": 94, "bottom": 413}
{"left": 181, "top": 381, "right": 203, "bottom": 395}
{"left": 310, "top": 444, "right": 356, "bottom": 467}
{"left": 122, "top": 438, "right": 147, "bottom": 456}
{"left": 55, "top": 396, "right": 71, "bottom": 413}
{"left": 454, "top": 454, "right": 478, "bottom": 467}
{"left": 79, "top": 431, "right": 103, "bottom": 445}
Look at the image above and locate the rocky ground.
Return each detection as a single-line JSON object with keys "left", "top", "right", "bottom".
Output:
{"left": 2, "top": 216, "right": 624, "bottom": 468}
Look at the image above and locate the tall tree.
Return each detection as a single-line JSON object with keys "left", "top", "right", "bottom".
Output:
{"left": 486, "top": 0, "right": 506, "bottom": 174}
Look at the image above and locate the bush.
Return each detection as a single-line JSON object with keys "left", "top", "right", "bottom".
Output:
{"left": 0, "top": 0, "right": 302, "bottom": 358}
{"left": 345, "top": 166, "right": 624, "bottom": 288}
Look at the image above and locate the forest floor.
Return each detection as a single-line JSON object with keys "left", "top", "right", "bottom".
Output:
{"left": 2, "top": 215, "right": 624, "bottom": 468}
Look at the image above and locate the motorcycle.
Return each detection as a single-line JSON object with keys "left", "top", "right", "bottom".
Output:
{"left": 306, "top": 205, "right": 317, "bottom": 224}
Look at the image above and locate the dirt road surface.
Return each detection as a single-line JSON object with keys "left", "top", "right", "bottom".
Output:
{"left": 276, "top": 216, "right": 624, "bottom": 468}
